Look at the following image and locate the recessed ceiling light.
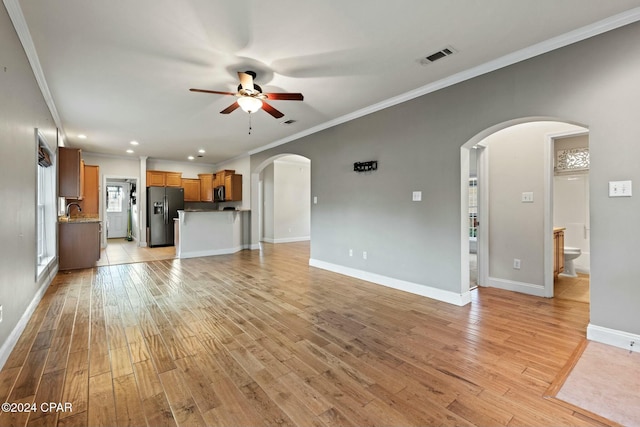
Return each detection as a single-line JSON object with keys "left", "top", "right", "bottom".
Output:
{"left": 126, "top": 149, "right": 134, "bottom": 154}
{"left": 198, "top": 149, "right": 205, "bottom": 154}
{"left": 130, "top": 140, "right": 139, "bottom": 146}
{"left": 78, "top": 134, "right": 87, "bottom": 139}
{"left": 188, "top": 156, "right": 195, "bottom": 160}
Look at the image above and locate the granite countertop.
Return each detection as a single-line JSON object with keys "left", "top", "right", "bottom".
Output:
{"left": 182, "top": 209, "right": 250, "bottom": 213}
{"left": 59, "top": 216, "right": 101, "bottom": 223}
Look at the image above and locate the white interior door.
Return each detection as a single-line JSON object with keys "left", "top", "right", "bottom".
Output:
{"left": 106, "top": 182, "right": 129, "bottom": 238}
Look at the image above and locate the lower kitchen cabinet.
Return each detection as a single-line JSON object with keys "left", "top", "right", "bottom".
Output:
{"left": 59, "top": 221, "right": 101, "bottom": 270}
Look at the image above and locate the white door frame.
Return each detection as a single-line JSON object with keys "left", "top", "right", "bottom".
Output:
{"left": 102, "top": 174, "right": 139, "bottom": 248}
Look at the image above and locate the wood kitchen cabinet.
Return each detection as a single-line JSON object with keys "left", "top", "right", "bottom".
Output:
{"left": 224, "top": 174, "right": 243, "bottom": 201}
{"left": 198, "top": 173, "right": 213, "bottom": 202}
{"left": 146, "top": 170, "right": 183, "bottom": 187}
{"left": 59, "top": 221, "right": 101, "bottom": 270}
{"left": 554, "top": 228, "right": 565, "bottom": 278}
{"left": 78, "top": 165, "right": 100, "bottom": 215}
{"left": 59, "top": 147, "right": 84, "bottom": 199}
{"left": 165, "top": 172, "right": 182, "bottom": 187}
{"left": 182, "top": 178, "right": 201, "bottom": 201}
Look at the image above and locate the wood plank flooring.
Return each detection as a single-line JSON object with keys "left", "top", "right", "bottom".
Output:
{"left": 0, "top": 242, "right": 609, "bottom": 426}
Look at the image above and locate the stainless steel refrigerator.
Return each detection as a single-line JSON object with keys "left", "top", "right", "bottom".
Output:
{"left": 147, "top": 186, "right": 184, "bottom": 247}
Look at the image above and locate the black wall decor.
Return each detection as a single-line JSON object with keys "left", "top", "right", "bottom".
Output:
{"left": 353, "top": 161, "right": 378, "bottom": 172}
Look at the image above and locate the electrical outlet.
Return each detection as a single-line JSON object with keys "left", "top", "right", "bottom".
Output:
{"left": 513, "top": 259, "right": 521, "bottom": 269}
{"left": 0, "top": 305, "right": 3, "bottom": 323}
{"left": 349, "top": 249, "right": 353, "bottom": 257}
{"left": 363, "top": 251, "right": 367, "bottom": 260}
{"left": 313, "top": 196, "right": 318, "bottom": 204}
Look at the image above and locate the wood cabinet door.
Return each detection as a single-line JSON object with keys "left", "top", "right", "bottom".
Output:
{"left": 165, "top": 172, "right": 183, "bottom": 187}
{"left": 198, "top": 174, "right": 213, "bottom": 201}
{"left": 59, "top": 147, "right": 82, "bottom": 198}
{"left": 146, "top": 171, "right": 166, "bottom": 187}
{"left": 80, "top": 165, "right": 100, "bottom": 215}
{"left": 182, "top": 178, "right": 200, "bottom": 202}
{"left": 224, "top": 174, "right": 243, "bottom": 201}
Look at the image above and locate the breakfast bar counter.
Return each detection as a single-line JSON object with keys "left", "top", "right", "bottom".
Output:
{"left": 176, "top": 209, "right": 250, "bottom": 258}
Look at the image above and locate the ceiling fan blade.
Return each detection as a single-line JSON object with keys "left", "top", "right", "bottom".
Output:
{"left": 190, "top": 88, "right": 237, "bottom": 96}
{"left": 261, "top": 101, "right": 284, "bottom": 119}
{"left": 220, "top": 102, "right": 240, "bottom": 114}
{"left": 238, "top": 71, "right": 255, "bottom": 92}
{"left": 264, "top": 93, "right": 304, "bottom": 101}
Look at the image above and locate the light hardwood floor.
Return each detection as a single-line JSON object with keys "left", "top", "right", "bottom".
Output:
{"left": 0, "top": 242, "right": 609, "bottom": 426}
{"left": 97, "top": 239, "right": 176, "bottom": 267}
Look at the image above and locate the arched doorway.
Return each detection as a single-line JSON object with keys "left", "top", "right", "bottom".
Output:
{"left": 250, "top": 154, "right": 311, "bottom": 250}
{"left": 460, "top": 118, "right": 589, "bottom": 298}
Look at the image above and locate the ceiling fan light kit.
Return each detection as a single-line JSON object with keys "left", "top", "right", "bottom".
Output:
{"left": 237, "top": 96, "right": 263, "bottom": 113}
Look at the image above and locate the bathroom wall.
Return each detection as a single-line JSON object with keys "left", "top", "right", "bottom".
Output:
{"left": 554, "top": 134, "right": 590, "bottom": 273}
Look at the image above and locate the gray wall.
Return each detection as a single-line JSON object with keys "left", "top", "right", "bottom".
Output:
{"left": 0, "top": 5, "right": 57, "bottom": 351}
{"left": 251, "top": 21, "right": 640, "bottom": 335}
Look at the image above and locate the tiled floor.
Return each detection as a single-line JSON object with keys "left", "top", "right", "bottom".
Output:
{"left": 554, "top": 273, "right": 590, "bottom": 303}
{"left": 96, "top": 238, "right": 176, "bottom": 266}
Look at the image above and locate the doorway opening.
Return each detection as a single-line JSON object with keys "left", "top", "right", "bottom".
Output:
{"left": 461, "top": 119, "right": 589, "bottom": 299}
{"left": 551, "top": 131, "right": 591, "bottom": 303}
{"left": 251, "top": 154, "right": 311, "bottom": 251}
{"left": 258, "top": 155, "right": 311, "bottom": 244}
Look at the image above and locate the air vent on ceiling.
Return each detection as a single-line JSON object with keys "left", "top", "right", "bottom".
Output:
{"left": 419, "top": 46, "right": 457, "bottom": 65}
{"left": 281, "top": 119, "right": 297, "bottom": 125}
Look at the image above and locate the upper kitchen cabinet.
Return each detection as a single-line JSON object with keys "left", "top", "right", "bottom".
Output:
{"left": 79, "top": 165, "right": 100, "bottom": 215}
{"left": 146, "top": 170, "right": 183, "bottom": 187}
{"left": 225, "top": 174, "right": 242, "bottom": 201}
{"left": 59, "top": 147, "right": 84, "bottom": 199}
{"left": 198, "top": 173, "right": 213, "bottom": 202}
{"left": 182, "top": 178, "right": 200, "bottom": 202}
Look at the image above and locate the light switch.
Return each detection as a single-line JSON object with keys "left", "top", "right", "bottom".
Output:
{"left": 521, "top": 192, "right": 534, "bottom": 203}
{"left": 609, "top": 180, "right": 632, "bottom": 197}
{"left": 313, "top": 196, "right": 318, "bottom": 204}
{"left": 412, "top": 191, "right": 422, "bottom": 202}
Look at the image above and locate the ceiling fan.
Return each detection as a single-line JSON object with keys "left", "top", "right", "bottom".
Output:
{"left": 190, "top": 71, "right": 303, "bottom": 119}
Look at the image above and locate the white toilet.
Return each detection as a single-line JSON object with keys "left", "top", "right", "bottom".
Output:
{"left": 563, "top": 247, "right": 581, "bottom": 277}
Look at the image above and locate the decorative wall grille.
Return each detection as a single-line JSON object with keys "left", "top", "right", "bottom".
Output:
{"left": 556, "top": 148, "right": 589, "bottom": 171}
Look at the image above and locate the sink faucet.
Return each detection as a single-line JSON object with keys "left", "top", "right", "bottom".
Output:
{"left": 66, "top": 202, "right": 82, "bottom": 218}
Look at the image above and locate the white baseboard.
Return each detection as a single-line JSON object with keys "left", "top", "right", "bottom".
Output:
{"left": 487, "top": 276, "right": 546, "bottom": 297}
{"left": 309, "top": 258, "right": 471, "bottom": 306}
{"left": 587, "top": 323, "right": 640, "bottom": 353}
{"left": 250, "top": 243, "right": 261, "bottom": 250}
{"left": 262, "top": 236, "right": 310, "bottom": 244}
{"left": 0, "top": 264, "right": 57, "bottom": 370}
{"left": 178, "top": 245, "right": 249, "bottom": 259}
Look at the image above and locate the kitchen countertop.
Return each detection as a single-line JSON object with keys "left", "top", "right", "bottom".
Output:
{"left": 182, "top": 209, "right": 250, "bottom": 213}
{"left": 59, "top": 216, "right": 101, "bottom": 223}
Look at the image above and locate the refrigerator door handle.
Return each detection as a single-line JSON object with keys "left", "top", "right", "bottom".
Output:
{"left": 164, "top": 196, "right": 168, "bottom": 224}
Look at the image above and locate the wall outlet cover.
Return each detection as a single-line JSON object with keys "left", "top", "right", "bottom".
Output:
{"left": 412, "top": 191, "right": 422, "bottom": 202}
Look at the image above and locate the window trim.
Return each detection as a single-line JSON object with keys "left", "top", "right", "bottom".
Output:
{"left": 35, "top": 129, "right": 56, "bottom": 281}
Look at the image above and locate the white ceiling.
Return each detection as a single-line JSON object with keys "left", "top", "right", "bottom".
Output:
{"left": 11, "top": 0, "right": 640, "bottom": 164}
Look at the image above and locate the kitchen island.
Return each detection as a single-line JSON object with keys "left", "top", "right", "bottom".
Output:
{"left": 176, "top": 209, "right": 250, "bottom": 259}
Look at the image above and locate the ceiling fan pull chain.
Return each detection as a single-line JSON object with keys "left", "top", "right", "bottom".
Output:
{"left": 248, "top": 112, "right": 252, "bottom": 135}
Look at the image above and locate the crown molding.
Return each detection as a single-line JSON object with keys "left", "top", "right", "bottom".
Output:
{"left": 250, "top": 6, "right": 640, "bottom": 156}
{"left": 4, "top": 0, "right": 67, "bottom": 145}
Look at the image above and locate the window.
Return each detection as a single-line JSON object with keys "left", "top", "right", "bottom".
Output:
{"left": 556, "top": 147, "right": 589, "bottom": 172}
{"left": 469, "top": 177, "right": 478, "bottom": 238}
{"left": 36, "top": 130, "right": 56, "bottom": 278}
{"left": 106, "top": 185, "right": 124, "bottom": 212}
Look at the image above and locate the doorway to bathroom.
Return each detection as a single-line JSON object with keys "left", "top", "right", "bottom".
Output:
{"left": 551, "top": 132, "right": 590, "bottom": 303}
{"left": 462, "top": 120, "right": 589, "bottom": 300}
